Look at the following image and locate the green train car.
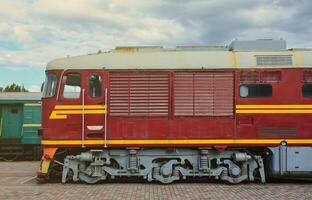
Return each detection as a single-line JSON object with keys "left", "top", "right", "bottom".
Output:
{"left": 0, "top": 92, "right": 42, "bottom": 160}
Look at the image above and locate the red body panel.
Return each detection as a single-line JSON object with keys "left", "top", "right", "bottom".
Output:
{"left": 236, "top": 69, "right": 312, "bottom": 140}
{"left": 41, "top": 68, "right": 312, "bottom": 148}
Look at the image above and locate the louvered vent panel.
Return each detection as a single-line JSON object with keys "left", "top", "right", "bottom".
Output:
{"left": 174, "top": 72, "right": 233, "bottom": 116}
{"left": 256, "top": 55, "right": 293, "bottom": 66}
{"left": 194, "top": 73, "right": 213, "bottom": 116}
{"left": 110, "top": 72, "right": 169, "bottom": 116}
{"left": 174, "top": 73, "right": 194, "bottom": 116}
{"left": 213, "top": 72, "right": 234, "bottom": 116}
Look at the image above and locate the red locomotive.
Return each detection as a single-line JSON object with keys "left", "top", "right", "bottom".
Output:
{"left": 37, "top": 40, "right": 312, "bottom": 184}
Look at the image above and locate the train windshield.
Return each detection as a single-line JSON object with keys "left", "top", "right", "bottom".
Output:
{"left": 42, "top": 73, "right": 57, "bottom": 98}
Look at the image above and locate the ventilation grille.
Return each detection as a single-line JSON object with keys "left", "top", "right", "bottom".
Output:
{"left": 258, "top": 127, "right": 297, "bottom": 138}
{"left": 174, "top": 71, "right": 234, "bottom": 116}
{"left": 256, "top": 55, "right": 293, "bottom": 66}
{"left": 240, "top": 71, "right": 259, "bottom": 83}
{"left": 261, "top": 71, "right": 282, "bottom": 83}
{"left": 109, "top": 72, "right": 169, "bottom": 116}
{"left": 303, "top": 71, "right": 312, "bottom": 83}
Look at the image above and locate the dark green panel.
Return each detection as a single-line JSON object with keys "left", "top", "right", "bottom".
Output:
{"left": 21, "top": 103, "right": 41, "bottom": 144}
{"left": 0, "top": 105, "right": 2, "bottom": 138}
{"left": 1, "top": 104, "right": 23, "bottom": 139}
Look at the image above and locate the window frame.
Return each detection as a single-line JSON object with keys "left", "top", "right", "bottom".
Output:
{"left": 302, "top": 84, "right": 312, "bottom": 98}
{"left": 239, "top": 84, "right": 273, "bottom": 98}
{"left": 42, "top": 73, "right": 58, "bottom": 98}
{"left": 62, "top": 73, "right": 82, "bottom": 99}
{"left": 88, "top": 74, "right": 103, "bottom": 98}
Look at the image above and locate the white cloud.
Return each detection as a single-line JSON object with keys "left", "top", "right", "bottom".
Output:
{"left": 239, "top": 5, "right": 293, "bottom": 26}
{"left": 28, "top": 85, "right": 41, "bottom": 92}
{"left": 0, "top": 0, "right": 311, "bottom": 74}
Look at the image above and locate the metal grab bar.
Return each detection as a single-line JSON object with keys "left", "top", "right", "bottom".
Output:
{"left": 82, "top": 88, "right": 85, "bottom": 148}
{"left": 104, "top": 87, "right": 108, "bottom": 148}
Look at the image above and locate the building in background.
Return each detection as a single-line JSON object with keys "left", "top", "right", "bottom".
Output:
{"left": 0, "top": 92, "right": 42, "bottom": 160}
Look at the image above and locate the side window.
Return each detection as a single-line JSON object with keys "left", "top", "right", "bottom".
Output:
{"left": 42, "top": 73, "right": 57, "bottom": 98}
{"left": 240, "top": 84, "right": 272, "bottom": 98}
{"left": 89, "top": 75, "right": 102, "bottom": 98}
{"left": 63, "top": 73, "right": 81, "bottom": 99}
{"left": 302, "top": 84, "right": 312, "bottom": 97}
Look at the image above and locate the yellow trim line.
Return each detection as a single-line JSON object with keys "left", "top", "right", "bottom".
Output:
{"left": 236, "top": 110, "right": 312, "bottom": 114}
{"left": 41, "top": 139, "right": 312, "bottom": 145}
{"left": 236, "top": 105, "right": 312, "bottom": 109}
{"left": 236, "top": 104, "right": 312, "bottom": 114}
{"left": 55, "top": 105, "right": 106, "bottom": 109}
{"left": 49, "top": 105, "right": 107, "bottom": 119}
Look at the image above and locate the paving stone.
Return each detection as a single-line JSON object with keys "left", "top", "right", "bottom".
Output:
{"left": 0, "top": 161, "right": 311, "bottom": 200}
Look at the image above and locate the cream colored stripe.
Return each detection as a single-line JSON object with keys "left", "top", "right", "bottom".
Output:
{"left": 23, "top": 124, "right": 41, "bottom": 128}
{"left": 24, "top": 103, "right": 41, "bottom": 107}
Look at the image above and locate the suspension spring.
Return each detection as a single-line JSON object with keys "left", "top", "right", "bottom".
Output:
{"left": 200, "top": 156, "right": 209, "bottom": 170}
{"left": 200, "top": 149, "right": 209, "bottom": 171}
{"left": 129, "top": 149, "right": 138, "bottom": 173}
{"left": 153, "top": 167, "right": 160, "bottom": 177}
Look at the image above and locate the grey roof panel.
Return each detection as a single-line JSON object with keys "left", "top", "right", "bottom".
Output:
{"left": 229, "top": 39, "right": 287, "bottom": 51}
{"left": 0, "top": 92, "right": 42, "bottom": 101}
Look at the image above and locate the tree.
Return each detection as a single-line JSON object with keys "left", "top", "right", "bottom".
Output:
{"left": 1, "top": 83, "right": 29, "bottom": 92}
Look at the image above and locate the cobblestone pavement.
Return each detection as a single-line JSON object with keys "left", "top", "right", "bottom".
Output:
{"left": 0, "top": 161, "right": 311, "bottom": 200}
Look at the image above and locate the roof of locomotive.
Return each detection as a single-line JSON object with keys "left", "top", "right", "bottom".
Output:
{"left": 46, "top": 40, "right": 312, "bottom": 70}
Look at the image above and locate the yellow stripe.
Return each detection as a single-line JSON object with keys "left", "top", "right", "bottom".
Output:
{"left": 55, "top": 105, "right": 106, "bottom": 109}
{"left": 236, "top": 109, "right": 312, "bottom": 114}
{"left": 231, "top": 51, "right": 237, "bottom": 68}
{"left": 41, "top": 139, "right": 312, "bottom": 145}
{"left": 293, "top": 51, "right": 304, "bottom": 66}
{"left": 23, "top": 124, "right": 41, "bottom": 128}
{"left": 49, "top": 109, "right": 106, "bottom": 119}
{"left": 236, "top": 105, "right": 312, "bottom": 109}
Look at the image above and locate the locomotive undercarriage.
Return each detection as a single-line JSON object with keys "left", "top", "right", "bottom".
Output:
{"left": 60, "top": 148, "right": 265, "bottom": 184}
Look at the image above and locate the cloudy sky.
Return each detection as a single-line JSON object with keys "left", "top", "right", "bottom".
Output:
{"left": 0, "top": 0, "right": 311, "bottom": 91}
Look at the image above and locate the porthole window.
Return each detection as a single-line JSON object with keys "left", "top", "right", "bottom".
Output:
{"left": 302, "top": 84, "right": 312, "bottom": 97}
{"left": 239, "top": 84, "right": 272, "bottom": 98}
{"left": 89, "top": 75, "right": 102, "bottom": 98}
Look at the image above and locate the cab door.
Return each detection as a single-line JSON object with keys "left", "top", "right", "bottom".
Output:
{"left": 83, "top": 70, "right": 108, "bottom": 143}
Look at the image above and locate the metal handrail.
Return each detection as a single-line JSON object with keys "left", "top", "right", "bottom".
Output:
{"left": 82, "top": 88, "right": 85, "bottom": 148}
{"left": 104, "top": 87, "right": 108, "bottom": 148}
